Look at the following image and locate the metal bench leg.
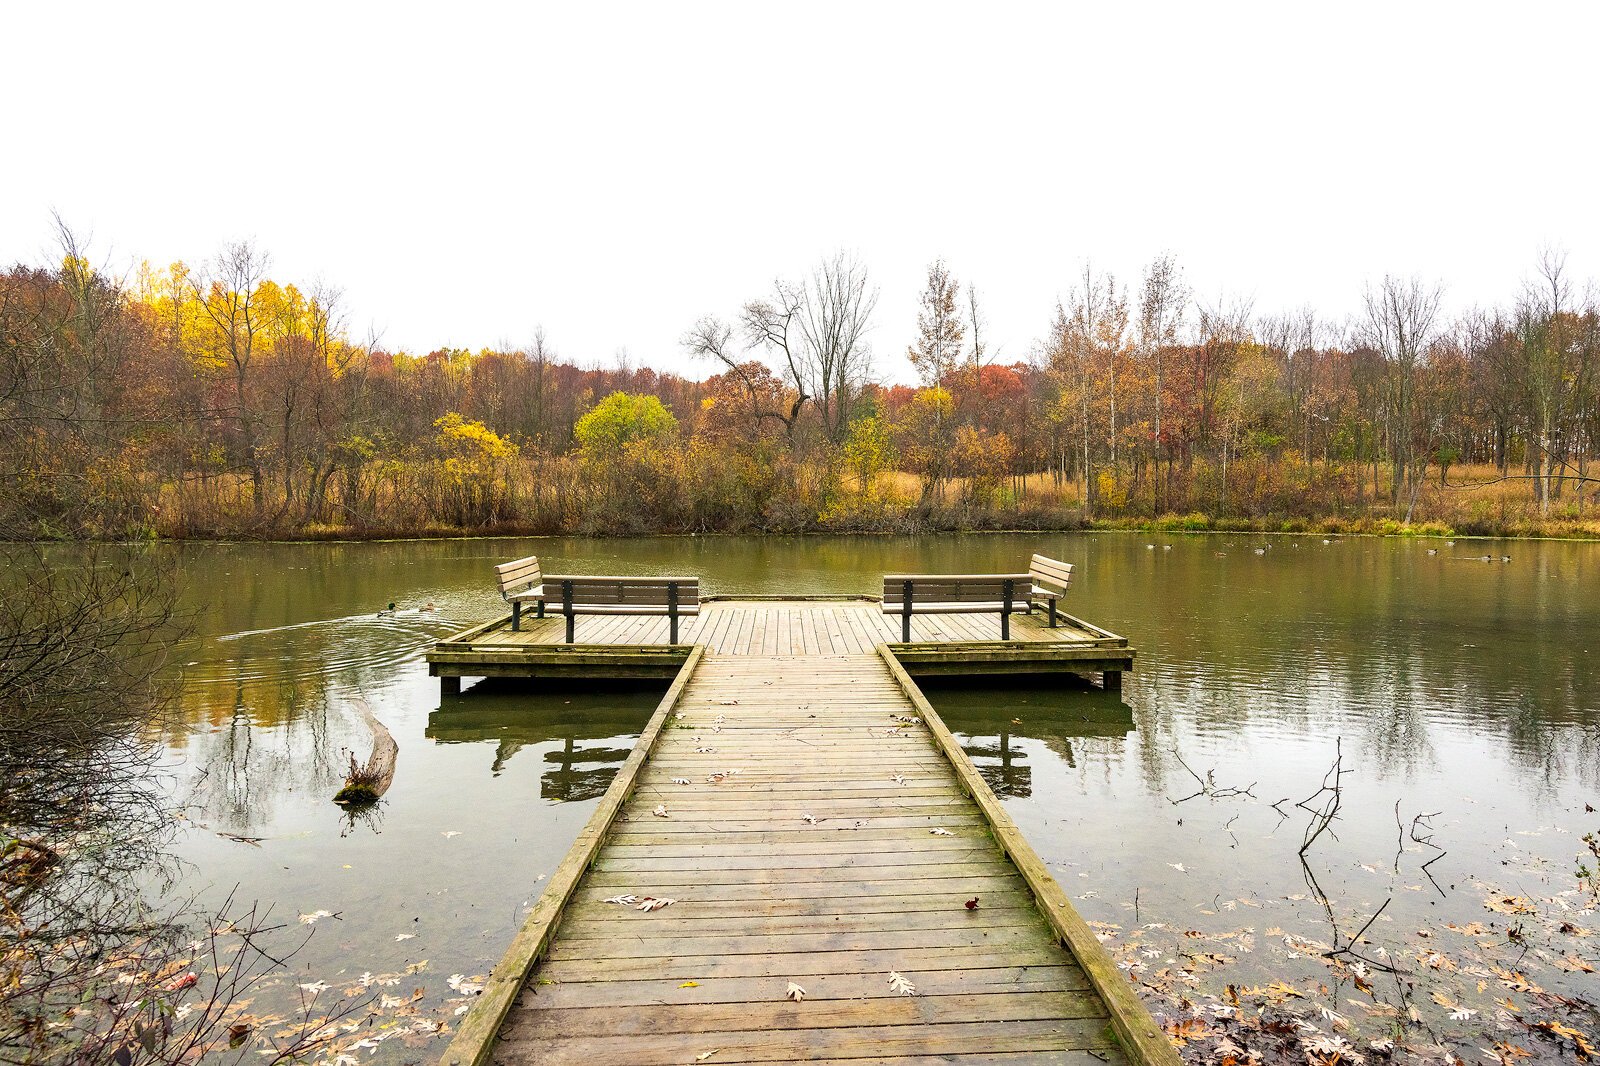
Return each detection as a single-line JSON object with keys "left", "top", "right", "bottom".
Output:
{"left": 669, "top": 585, "right": 680, "bottom": 644}
{"left": 902, "top": 580, "right": 913, "bottom": 642}
{"left": 562, "top": 580, "right": 575, "bottom": 643}
{"left": 1002, "top": 579, "right": 1014, "bottom": 640}
{"left": 511, "top": 601, "right": 521, "bottom": 632}
{"left": 536, "top": 601, "right": 545, "bottom": 619}
{"left": 1048, "top": 597, "right": 1057, "bottom": 627}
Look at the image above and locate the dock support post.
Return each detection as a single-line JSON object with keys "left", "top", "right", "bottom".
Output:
{"left": 1103, "top": 670, "right": 1122, "bottom": 693}
{"left": 440, "top": 674, "right": 461, "bottom": 697}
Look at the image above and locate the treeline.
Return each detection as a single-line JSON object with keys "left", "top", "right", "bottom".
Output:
{"left": 3, "top": 231, "right": 1597, "bottom": 540}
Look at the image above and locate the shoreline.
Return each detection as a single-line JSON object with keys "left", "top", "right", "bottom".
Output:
{"left": 13, "top": 519, "right": 1599, "bottom": 547}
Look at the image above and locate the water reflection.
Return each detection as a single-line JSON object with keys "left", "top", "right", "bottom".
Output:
{"left": 426, "top": 681, "right": 661, "bottom": 800}
{"left": 924, "top": 678, "right": 1135, "bottom": 796}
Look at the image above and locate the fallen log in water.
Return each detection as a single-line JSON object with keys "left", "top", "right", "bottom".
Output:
{"left": 333, "top": 694, "right": 397, "bottom": 807}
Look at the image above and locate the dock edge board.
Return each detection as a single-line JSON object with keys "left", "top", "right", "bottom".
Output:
{"left": 440, "top": 645, "right": 705, "bottom": 1066}
{"left": 875, "top": 645, "right": 1180, "bottom": 1066}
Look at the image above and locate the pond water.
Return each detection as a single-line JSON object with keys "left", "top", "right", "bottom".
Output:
{"left": 157, "top": 533, "right": 1600, "bottom": 1059}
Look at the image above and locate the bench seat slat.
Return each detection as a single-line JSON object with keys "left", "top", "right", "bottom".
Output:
{"left": 881, "top": 602, "right": 1027, "bottom": 614}
{"left": 558, "top": 605, "right": 702, "bottom": 617}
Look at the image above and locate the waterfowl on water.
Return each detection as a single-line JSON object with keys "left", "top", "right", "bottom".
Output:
{"left": 377, "top": 601, "right": 397, "bottom": 617}
{"left": 1146, "top": 544, "right": 1155, "bottom": 550}
{"left": 1501, "top": 555, "right": 1511, "bottom": 563}
{"left": 1163, "top": 544, "right": 1173, "bottom": 550}
{"left": 1253, "top": 547, "right": 1266, "bottom": 555}
{"left": 1427, "top": 548, "right": 1438, "bottom": 555}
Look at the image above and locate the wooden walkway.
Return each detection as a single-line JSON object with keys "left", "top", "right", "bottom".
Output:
{"left": 444, "top": 638, "right": 1174, "bottom": 1065}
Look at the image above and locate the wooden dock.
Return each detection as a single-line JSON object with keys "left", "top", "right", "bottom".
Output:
{"left": 427, "top": 597, "right": 1135, "bottom": 692}
{"left": 438, "top": 599, "right": 1170, "bottom": 1066}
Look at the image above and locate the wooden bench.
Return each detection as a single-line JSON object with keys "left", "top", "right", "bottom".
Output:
{"left": 1028, "top": 553, "right": 1074, "bottom": 628}
{"left": 881, "top": 554, "right": 1077, "bottom": 641}
{"left": 494, "top": 555, "right": 547, "bottom": 631}
{"left": 544, "top": 575, "right": 700, "bottom": 644}
{"left": 882, "top": 572, "right": 1032, "bottom": 641}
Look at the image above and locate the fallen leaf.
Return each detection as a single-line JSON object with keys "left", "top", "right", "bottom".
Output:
{"left": 931, "top": 828, "right": 954, "bottom": 836}
{"left": 695, "top": 1052, "right": 720, "bottom": 1062}
{"left": 652, "top": 804, "right": 668, "bottom": 818}
{"left": 801, "top": 813, "right": 818, "bottom": 824}
{"left": 888, "top": 970, "right": 917, "bottom": 995}
{"left": 671, "top": 778, "right": 690, "bottom": 785}
{"left": 394, "top": 933, "right": 416, "bottom": 942}
{"left": 298, "top": 910, "right": 334, "bottom": 925}
{"left": 785, "top": 982, "right": 806, "bottom": 1002}
{"left": 890, "top": 774, "right": 907, "bottom": 785}
{"left": 635, "top": 896, "right": 677, "bottom": 912}
{"left": 678, "top": 981, "right": 699, "bottom": 988}
{"left": 441, "top": 831, "right": 461, "bottom": 839}
{"left": 447, "top": 973, "right": 484, "bottom": 995}
{"left": 965, "top": 897, "right": 980, "bottom": 910}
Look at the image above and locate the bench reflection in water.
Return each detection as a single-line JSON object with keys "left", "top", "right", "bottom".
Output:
{"left": 426, "top": 680, "right": 663, "bottom": 800}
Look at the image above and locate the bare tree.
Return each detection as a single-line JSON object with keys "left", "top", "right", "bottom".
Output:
{"left": 1360, "top": 274, "right": 1443, "bottom": 511}
{"left": 685, "top": 252, "right": 877, "bottom": 444}
{"left": 189, "top": 243, "right": 269, "bottom": 514}
{"left": 1515, "top": 249, "right": 1598, "bottom": 513}
{"left": 681, "top": 314, "right": 804, "bottom": 437}
{"left": 966, "top": 284, "right": 988, "bottom": 371}
{"left": 795, "top": 251, "right": 879, "bottom": 442}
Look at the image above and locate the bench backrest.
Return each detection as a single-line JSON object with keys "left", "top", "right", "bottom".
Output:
{"left": 882, "top": 574, "right": 1031, "bottom": 605}
{"left": 549, "top": 576, "right": 700, "bottom": 607}
{"left": 1029, "top": 554, "right": 1074, "bottom": 597}
{"left": 495, "top": 555, "right": 543, "bottom": 599}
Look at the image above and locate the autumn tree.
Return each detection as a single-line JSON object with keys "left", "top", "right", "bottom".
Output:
{"left": 1136, "top": 255, "right": 1189, "bottom": 511}
{"left": 908, "top": 259, "right": 964, "bottom": 388}
{"left": 574, "top": 391, "right": 678, "bottom": 456}
{"left": 1042, "top": 265, "right": 1127, "bottom": 512}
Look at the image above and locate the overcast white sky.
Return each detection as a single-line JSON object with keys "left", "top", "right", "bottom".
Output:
{"left": 5, "top": 2, "right": 1596, "bottom": 382}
